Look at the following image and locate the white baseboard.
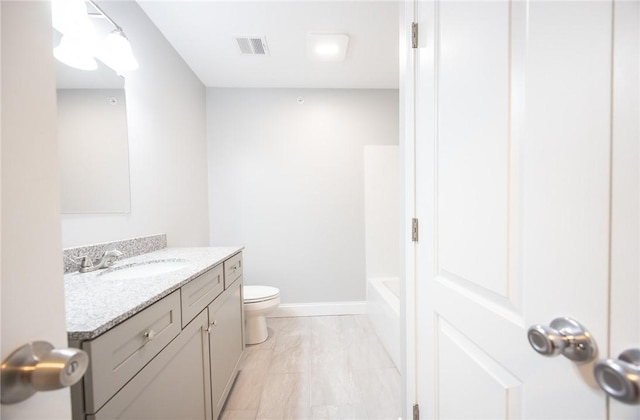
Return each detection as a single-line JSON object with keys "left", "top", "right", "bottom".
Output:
{"left": 270, "top": 301, "right": 367, "bottom": 318}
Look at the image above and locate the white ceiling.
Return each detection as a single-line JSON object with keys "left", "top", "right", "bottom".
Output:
{"left": 136, "top": 1, "right": 400, "bottom": 89}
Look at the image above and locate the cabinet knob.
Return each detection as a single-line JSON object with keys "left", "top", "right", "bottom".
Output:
{"left": 143, "top": 330, "right": 157, "bottom": 341}
{"left": 1, "top": 341, "right": 88, "bottom": 404}
{"left": 205, "top": 320, "right": 218, "bottom": 334}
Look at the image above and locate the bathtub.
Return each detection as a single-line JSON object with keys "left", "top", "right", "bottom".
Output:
{"left": 367, "top": 277, "right": 400, "bottom": 369}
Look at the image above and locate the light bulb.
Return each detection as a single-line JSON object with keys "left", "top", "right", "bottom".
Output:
{"left": 54, "top": 34, "right": 97, "bottom": 71}
{"left": 315, "top": 44, "right": 340, "bottom": 57}
{"left": 52, "top": 5, "right": 99, "bottom": 71}
{"left": 99, "top": 30, "right": 139, "bottom": 73}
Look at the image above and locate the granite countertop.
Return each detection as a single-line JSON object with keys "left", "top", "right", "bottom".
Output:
{"left": 64, "top": 246, "right": 243, "bottom": 341}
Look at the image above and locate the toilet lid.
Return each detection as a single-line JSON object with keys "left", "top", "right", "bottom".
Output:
{"left": 244, "top": 285, "right": 280, "bottom": 303}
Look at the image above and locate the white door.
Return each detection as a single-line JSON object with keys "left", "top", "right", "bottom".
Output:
{"left": 1, "top": 1, "right": 72, "bottom": 418}
{"left": 411, "top": 0, "right": 639, "bottom": 418}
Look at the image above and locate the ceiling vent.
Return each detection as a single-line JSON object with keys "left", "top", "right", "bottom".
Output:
{"left": 235, "top": 36, "right": 269, "bottom": 56}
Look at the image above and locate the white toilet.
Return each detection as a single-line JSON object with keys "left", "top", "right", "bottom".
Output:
{"left": 243, "top": 285, "right": 280, "bottom": 345}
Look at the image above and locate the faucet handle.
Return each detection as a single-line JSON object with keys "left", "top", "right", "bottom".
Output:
{"left": 99, "top": 249, "right": 123, "bottom": 268}
{"left": 76, "top": 256, "right": 93, "bottom": 269}
{"left": 101, "top": 249, "right": 123, "bottom": 258}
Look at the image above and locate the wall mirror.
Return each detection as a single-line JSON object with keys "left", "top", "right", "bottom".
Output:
{"left": 55, "top": 29, "right": 132, "bottom": 214}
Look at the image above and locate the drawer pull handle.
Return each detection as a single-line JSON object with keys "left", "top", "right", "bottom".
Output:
{"left": 210, "top": 320, "right": 217, "bottom": 327}
{"left": 143, "top": 330, "right": 157, "bottom": 341}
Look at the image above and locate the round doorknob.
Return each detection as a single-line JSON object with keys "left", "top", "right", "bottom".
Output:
{"left": 1, "top": 341, "right": 88, "bottom": 404}
{"left": 527, "top": 317, "right": 597, "bottom": 363}
{"left": 594, "top": 349, "right": 640, "bottom": 405}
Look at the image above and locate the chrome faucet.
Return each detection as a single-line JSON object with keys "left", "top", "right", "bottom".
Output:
{"left": 78, "top": 249, "right": 124, "bottom": 273}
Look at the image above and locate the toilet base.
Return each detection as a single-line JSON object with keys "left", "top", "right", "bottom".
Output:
{"left": 245, "top": 315, "right": 269, "bottom": 345}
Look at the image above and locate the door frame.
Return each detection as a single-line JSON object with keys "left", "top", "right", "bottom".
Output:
{"left": 400, "top": 0, "right": 419, "bottom": 417}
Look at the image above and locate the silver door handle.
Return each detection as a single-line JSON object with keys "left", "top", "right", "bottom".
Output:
{"left": 1, "top": 341, "right": 88, "bottom": 404}
{"left": 594, "top": 348, "right": 640, "bottom": 405}
{"left": 527, "top": 317, "right": 597, "bottom": 363}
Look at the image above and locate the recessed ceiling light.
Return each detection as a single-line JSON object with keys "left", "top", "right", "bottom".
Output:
{"left": 307, "top": 33, "right": 349, "bottom": 62}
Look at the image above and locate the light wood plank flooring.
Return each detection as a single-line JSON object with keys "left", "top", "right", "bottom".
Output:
{"left": 221, "top": 315, "right": 401, "bottom": 420}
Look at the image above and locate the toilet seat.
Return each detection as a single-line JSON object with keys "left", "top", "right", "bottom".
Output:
{"left": 244, "top": 285, "right": 280, "bottom": 303}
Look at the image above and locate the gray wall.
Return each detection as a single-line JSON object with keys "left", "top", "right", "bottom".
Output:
{"left": 207, "top": 88, "right": 399, "bottom": 304}
{"left": 61, "top": 1, "right": 209, "bottom": 248}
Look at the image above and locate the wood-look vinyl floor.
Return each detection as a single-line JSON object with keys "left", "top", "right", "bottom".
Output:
{"left": 221, "top": 315, "right": 401, "bottom": 420}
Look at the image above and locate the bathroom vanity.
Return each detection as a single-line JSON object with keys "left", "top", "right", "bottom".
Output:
{"left": 64, "top": 247, "right": 244, "bottom": 420}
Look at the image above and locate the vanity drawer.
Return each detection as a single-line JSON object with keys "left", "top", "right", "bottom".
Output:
{"left": 224, "top": 252, "right": 243, "bottom": 288}
{"left": 82, "top": 291, "right": 181, "bottom": 414}
{"left": 181, "top": 263, "right": 223, "bottom": 327}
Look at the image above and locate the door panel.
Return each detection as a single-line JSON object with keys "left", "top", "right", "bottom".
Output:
{"left": 414, "top": 0, "right": 618, "bottom": 418}
{"left": 437, "top": 0, "right": 510, "bottom": 298}
{"left": 438, "top": 318, "right": 522, "bottom": 419}
{"left": 523, "top": 0, "right": 611, "bottom": 327}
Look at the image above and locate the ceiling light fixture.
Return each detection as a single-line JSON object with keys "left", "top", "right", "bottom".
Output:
{"left": 51, "top": 0, "right": 138, "bottom": 73}
{"left": 307, "top": 33, "right": 349, "bottom": 62}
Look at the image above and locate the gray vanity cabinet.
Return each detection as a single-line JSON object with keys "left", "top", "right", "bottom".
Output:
{"left": 71, "top": 251, "right": 245, "bottom": 420}
{"left": 89, "top": 310, "right": 212, "bottom": 420}
{"left": 209, "top": 279, "right": 244, "bottom": 419}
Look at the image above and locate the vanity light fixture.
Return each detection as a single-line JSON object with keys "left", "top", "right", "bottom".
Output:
{"left": 306, "top": 33, "right": 349, "bottom": 62}
{"left": 99, "top": 28, "right": 139, "bottom": 73}
{"left": 51, "top": 0, "right": 138, "bottom": 73}
{"left": 52, "top": 0, "right": 98, "bottom": 70}
{"left": 53, "top": 24, "right": 98, "bottom": 71}
{"left": 51, "top": 0, "right": 88, "bottom": 34}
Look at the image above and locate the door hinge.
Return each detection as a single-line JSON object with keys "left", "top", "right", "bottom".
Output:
{"left": 411, "top": 22, "right": 418, "bottom": 48}
{"left": 413, "top": 403, "right": 420, "bottom": 420}
{"left": 412, "top": 218, "right": 419, "bottom": 242}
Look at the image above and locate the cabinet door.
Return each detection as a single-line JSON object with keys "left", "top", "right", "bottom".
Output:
{"left": 209, "top": 280, "right": 244, "bottom": 419}
{"left": 83, "top": 291, "right": 182, "bottom": 413}
{"left": 89, "top": 311, "right": 212, "bottom": 420}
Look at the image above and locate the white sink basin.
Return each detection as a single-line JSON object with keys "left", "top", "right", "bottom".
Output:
{"left": 98, "top": 259, "right": 190, "bottom": 281}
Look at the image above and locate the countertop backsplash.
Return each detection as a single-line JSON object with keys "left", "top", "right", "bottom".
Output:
{"left": 62, "top": 234, "right": 167, "bottom": 274}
